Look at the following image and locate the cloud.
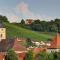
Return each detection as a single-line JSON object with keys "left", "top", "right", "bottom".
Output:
{"left": 16, "top": 2, "right": 54, "bottom": 21}
{"left": 0, "top": 8, "right": 19, "bottom": 22}
{"left": 17, "top": 2, "right": 29, "bottom": 14}
{"left": 7, "top": 14, "right": 18, "bottom": 23}
{"left": 0, "top": 2, "right": 55, "bottom": 23}
{"left": 16, "top": 2, "right": 41, "bottom": 19}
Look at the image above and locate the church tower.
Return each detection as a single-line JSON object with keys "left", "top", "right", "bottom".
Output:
{"left": 0, "top": 22, "right": 6, "bottom": 41}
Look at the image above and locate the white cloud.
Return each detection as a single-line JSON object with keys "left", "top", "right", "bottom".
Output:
{"left": 0, "top": 2, "right": 55, "bottom": 22}
{"left": 16, "top": 2, "right": 54, "bottom": 21}
{"left": 0, "top": 8, "right": 19, "bottom": 22}
{"left": 16, "top": 2, "right": 40, "bottom": 19}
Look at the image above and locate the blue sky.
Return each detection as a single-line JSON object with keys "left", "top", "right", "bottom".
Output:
{"left": 0, "top": 0, "right": 60, "bottom": 22}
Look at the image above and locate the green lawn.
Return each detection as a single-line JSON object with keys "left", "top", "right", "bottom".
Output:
{"left": 4, "top": 22, "right": 54, "bottom": 41}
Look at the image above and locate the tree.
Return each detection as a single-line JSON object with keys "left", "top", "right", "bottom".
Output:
{"left": 17, "top": 18, "right": 60, "bottom": 32}
{"left": 25, "top": 50, "right": 33, "bottom": 60}
{"left": 33, "top": 19, "right": 40, "bottom": 24}
{"left": 26, "top": 38, "right": 33, "bottom": 48}
{"left": 35, "top": 51, "right": 54, "bottom": 60}
{"left": 5, "top": 49, "right": 18, "bottom": 60}
{"left": 0, "top": 15, "right": 9, "bottom": 23}
{"left": 31, "top": 24, "right": 42, "bottom": 31}
{"left": 57, "top": 52, "right": 60, "bottom": 60}
{"left": 48, "top": 52, "right": 54, "bottom": 60}
{"left": 35, "top": 51, "right": 48, "bottom": 60}
{"left": 21, "top": 19, "right": 25, "bottom": 24}
{"left": 54, "top": 18, "right": 60, "bottom": 33}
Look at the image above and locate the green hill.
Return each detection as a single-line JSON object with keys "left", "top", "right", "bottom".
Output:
{"left": 4, "top": 22, "right": 54, "bottom": 41}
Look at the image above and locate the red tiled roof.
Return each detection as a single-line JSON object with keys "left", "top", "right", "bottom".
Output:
{"left": 18, "top": 52, "right": 26, "bottom": 60}
{"left": 0, "top": 53, "right": 5, "bottom": 60}
{"left": 0, "top": 38, "right": 27, "bottom": 60}
{"left": 33, "top": 48, "right": 46, "bottom": 54}
{"left": 0, "top": 38, "right": 26, "bottom": 53}
{"left": 26, "top": 19, "right": 33, "bottom": 24}
{"left": 18, "top": 52, "right": 26, "bottom": 58}
{"left": 48, "top": 33, "right": 60, "bottom": 49}
{"left": 12, "top": 39, "right": 27, "bottom": 52}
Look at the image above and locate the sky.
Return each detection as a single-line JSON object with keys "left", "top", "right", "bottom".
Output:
{"left": 0, "top": 0, "right": 60, "bottom": 22}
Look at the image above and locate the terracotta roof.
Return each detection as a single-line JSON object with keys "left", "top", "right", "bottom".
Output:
{"left": 0, "top": 38, "right": 26, "bottom": 52}
{"left": 0, "top": 53, "right": 5, "bottom": 60}
{"left": 48, "top": 33, "right": 60, "bottom": 49}
{"left": 18, "top": 52, "right": 26, "bottom": 58}
{"left": 26, "top": 19, "right": 33, "bottom": 24}
{"left": 12, "top": 38, "right": 27, "bottom": 52}
{"left": 0, "top": 38, "right": 27, "bottom": 60}
{"left": 33, "top": 48, "right": 46, "bottom": 54}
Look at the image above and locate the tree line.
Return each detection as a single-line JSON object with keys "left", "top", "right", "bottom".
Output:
{"left": 0, "top": 15, "right": 9, "bottom": 23}
{"left": 20, "top": 19, "right": 60, "bottom": 32}
{"left": 0, "top": 15, "right": 60, "bottom": 32}
{"left": 5, "top": 49, "right": 60, "bottom": 60}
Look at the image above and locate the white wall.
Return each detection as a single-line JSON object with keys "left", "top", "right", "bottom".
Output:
{"left": 0, "top": 28, "right": 6, "bottom": 41}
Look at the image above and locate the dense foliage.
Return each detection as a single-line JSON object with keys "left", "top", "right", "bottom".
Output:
{"left": 25, "top": 50, "right": 33, "bottom": 60}
{"left": 35, "top": 51, "right": 60, "bottom": 60}
{"left": 20, "top": 19, "right": 60, "bottom": 32}
{"left": 0, "top": 15, "right": 9, "bottom": 23}
{"left": 5, "top": 49, "right": 18, "bottom": 60}
{"left": 25, "top": 51, "right": 60, "bottom": 60}
{"left": 26, "top": 38, "right": 33, "bottom": 47}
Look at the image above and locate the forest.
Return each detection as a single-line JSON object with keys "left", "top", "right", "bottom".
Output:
{"left": 14, "top": 19, "right": 60, "bottom": 33}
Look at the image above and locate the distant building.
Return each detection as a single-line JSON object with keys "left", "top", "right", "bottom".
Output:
{"left": 0, "top": 23, "right": 27, "bottom": 60}
{"left": 25, "top": 19, "right": 33, "bottom": 24}
{"left": 47, "top": 33, "right": 60, "bottom": 53}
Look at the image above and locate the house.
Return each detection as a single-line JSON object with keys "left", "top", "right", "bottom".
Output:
{"left": 0, "top": 22, "right": 27, "bottom": 60}
{"left": 47, "top": 33, "right": 60, "bottom": 53}
{"left": 0, "top": 22, "right": 6, "bottom": 41}
{"left": 0, "top": 38, "right": 27, "bottom": 60}
{"left": 25, "top": 19, "right": 33, "bottom": 24}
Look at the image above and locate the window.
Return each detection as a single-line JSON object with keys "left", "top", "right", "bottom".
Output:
{"left": 0, "top": 34, "right": 2, "bottom": 37}
{"left": 1, "top": 28, "right": 3, "bottom": 31}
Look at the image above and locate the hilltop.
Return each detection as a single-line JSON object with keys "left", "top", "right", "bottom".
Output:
{"left": 3, "top": 22, "right": 54, "bottom": 41}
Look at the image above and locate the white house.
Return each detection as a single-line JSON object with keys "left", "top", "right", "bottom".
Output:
{"left": 0, "top": 23, "right": 6, "bottom": 41}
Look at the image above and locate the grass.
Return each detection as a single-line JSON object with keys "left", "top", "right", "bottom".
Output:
{"left": 4, "top": 22, "right": 54, "bottom": 41}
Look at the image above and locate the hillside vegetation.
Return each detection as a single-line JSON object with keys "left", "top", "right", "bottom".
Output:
{"left": 4, "top": 22, "right": 55, "bottom": 41}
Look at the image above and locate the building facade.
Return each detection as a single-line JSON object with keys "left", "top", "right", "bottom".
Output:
{"left": 0, "top": 23, "right": 6, "bottom": 41}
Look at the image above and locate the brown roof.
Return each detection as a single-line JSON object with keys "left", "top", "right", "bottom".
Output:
{"left": 48, "top": 33, "right": 60, "bottom": 49}
{"left": 32, "top": 48, "right": 46, "bottom": 54}
{"left": 0, "top": 38, "right": 26, "bottom": 52}
{"left": 0, "top": 53, "right": 5, "bottom": 60}
{"left": 12, "top": 38, "right": 26, "bottom": 51}
{"left": 26, "top": 19, "right": 33, "bottom": 24}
